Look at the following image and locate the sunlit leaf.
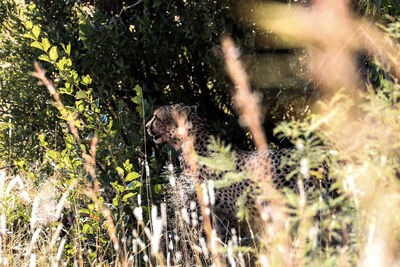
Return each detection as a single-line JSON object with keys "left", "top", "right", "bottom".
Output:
{"left": 25, "top": 21, "right": 33, "bottom": 29}
{"left": 41, "top": 38, "right": 51, "bottom": 52}
{"left": 82, "top": 224, "right": 93, "bottom": 234}
{"left": 122, "top": 192, "right": 137, "bottom": 202}
{"left": 61, "top": 43, "right": 71, "bottom": 56}
{"left": 76, "top": 90, "right": 87, "bottom": 99}
{"left": 49, "top": 46, "right": 58, "bottom": 61}
{"left": 32, "top": 25, "right": 40, "bottom": 39}
{"left": 47, "top": 150, "right": 57, "bottom": 160}
{"left": 116, "top": 167, "right": 124, "bottom": 177}
{"left": 126, "top": 172, "right": 140, "bottom": 182}
{"left": 23, "top": 33, "right": 35, "bottom": 40}
{"left": 30, "top": 41, "right": 43, "bottom": 50}
{"left": 81, "top": 74, "right": 92, "bottom": 85}
{"left": 38, "top": 54, "right": 51, "bottom": 63}
{"left": 78, "top": 208, "right": 90, "bottom": 214}
{"left": 123, "top": 159, "right": 133, "bottom": 172}
{"left": 113, "top": 197, "right": 118, "bottom": 207}
{"left": 66, "top": 43, "right": 71, "bottom": 56}
{"left": 126, "top": 181, "right": 141, "bottom": 190}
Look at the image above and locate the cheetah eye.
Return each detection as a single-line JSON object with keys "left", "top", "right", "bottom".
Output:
{"left": 153, "top": 119, "right": 161, "bottom": 127}
{"left": 153, "top": 115, "right": 162, "bottom": 124}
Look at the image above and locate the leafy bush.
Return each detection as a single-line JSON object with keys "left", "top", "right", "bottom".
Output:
{"left": 1, "top": 0, "right": 400, "bottom": 266}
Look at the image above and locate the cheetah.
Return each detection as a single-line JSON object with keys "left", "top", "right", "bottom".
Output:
{"left": 146, "top": 104, "right": 331, "bottom": 235}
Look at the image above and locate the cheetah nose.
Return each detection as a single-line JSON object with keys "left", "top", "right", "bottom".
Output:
{"left": 145, "top": 121, "right": 155, "bottom": 137}
{"left": 145, "top": 121, "right": 154, "bottom": 134}
{"left": 145, "top": 124, "right": 152, "bottom": 135}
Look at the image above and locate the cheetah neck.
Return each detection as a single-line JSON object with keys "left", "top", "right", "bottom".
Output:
{"left": 176, "top": 115, "right": 215, "bottom": 157}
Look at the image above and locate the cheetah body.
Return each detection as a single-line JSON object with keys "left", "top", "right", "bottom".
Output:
{"left": 146, "top": 104, "right": 329, "bottom": 230}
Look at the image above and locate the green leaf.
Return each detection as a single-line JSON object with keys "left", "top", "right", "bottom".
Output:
{"left": 49, "top": 46, "right": 58, "bottom": 61}
{"left": 30, "top": 41, "right": 43, "bottom": 50}
{"left": 212, "top": 171, "right": 246, "bottom": 188}
{"left": 38, "top": 54, "right": 51, "bottom": 63}
{"left": 82, "top": 224, "right": 93, "bottom": 234}
{"left": 78, "top": 208, "right": 90, "bottom": 214}
{"left": 61, "top": 43, "right": 71, "bottom": 56}
{"left": 32, "top": 25, "right": 40, "bottom": 39}
{"left": 134, "top": 84, "right": 142, "bottom": 96}
{"left": 75, "top": 119, "right": 82, "bottom": 128}
{"left": 38, "top": 134, "right": 48, "bottom": 147}
{"left": 66, "top": 43, "right": 71, "bottom": 56}
{"left": 65, "top": 82, "right": 72, "bottom": 90}
{"left": 68, "top": 70, "right": 79, "bottom": 82}
{"left": 116, "top": 167, "right": 124, "bottom": 177}
{"left": 111, "top": 181, "right": 125, "bottom": 194}
{"left": 113, "top": 197, "right": 119, "bottom": 207}
{"left": 154, "top": 184, "right": 162, "bottom": 194}
{"left": 123, "top": 159, "right": 133, "bottom": 172}
{"left": 131, "top": 96, "right": 140, "bottom": 104}
{"left": 76, "top": 91, "right": 87, "bottom": 99}
{"left": 122, "top": 192, "right": 137, "bottom": 202}
{"left": 25, "top": 21, "right": 33, "bottom": 29}
{"left": 59, "top": 87, "right": 72, "bottom": 94}
{"left": 80, "top": 144, "right": 86, "bottom": 153}
{"left": 81, "top": 74, "right": 92, "bottom": 85}
{"left": 60, "top": 82, "right": 73, "bottom": 94}
{"left": 76, "top": 100, "right": 84, "bottom": 112}
{"left": 15, "top": 160, "right": 27, "bottom": 171}
{"left": 56, "top": 57, "right": 68, "bottom": 71}
{"left": 198, "top": 154, "right": 236, "bottom": 172}
{"left": 126, "top": 181, "right": 141, "bottom": 190}
{"left": 28, "top": 3, "right": 36, "bottom": 10}
{"left": 66, "top": 58, "right": 72, "bottom": 67}
{"left": 47, "top": 150, "right": 58, "bottom": 160}
{"left": 236, "top": 194, "right": 247, "bottom": 220}
{"left": 126, "top": 172, "right": 140, "bottom": 182}
{"left": 41, "top": 38, "right": 51, "bottom": 52}
{"left": 23, "top": 33, "right": 35, "bottom": 40}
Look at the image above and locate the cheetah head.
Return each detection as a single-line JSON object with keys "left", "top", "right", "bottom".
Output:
{"left": 146, "top": 104, "right": 197, "bottom": 148}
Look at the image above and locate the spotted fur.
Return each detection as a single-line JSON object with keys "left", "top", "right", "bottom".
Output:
{"left": 146, "top": 104, "right": 330, "bottom": 234}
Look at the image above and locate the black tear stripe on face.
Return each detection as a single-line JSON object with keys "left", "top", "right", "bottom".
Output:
{"left": 147, "top": 115, "right": 158, "bottom": 137}
{"left": 153, "top": 136, "right": 160, "bottom": 142}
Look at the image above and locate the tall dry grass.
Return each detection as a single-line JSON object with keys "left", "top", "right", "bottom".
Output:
{"left": 2, "top": 0, "right": 400, "bottom": 266}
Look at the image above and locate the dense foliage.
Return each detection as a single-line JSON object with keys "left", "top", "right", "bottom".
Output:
{"left": 0, "top": 0, "right": 400, "bottom": 266}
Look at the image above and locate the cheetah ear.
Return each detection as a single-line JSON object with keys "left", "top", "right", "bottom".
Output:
{"left": 178, "top": 105, "right": 192, "bottom": 118}
{"left": 190, "top": 105, "right": 198, "bottom": 113}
